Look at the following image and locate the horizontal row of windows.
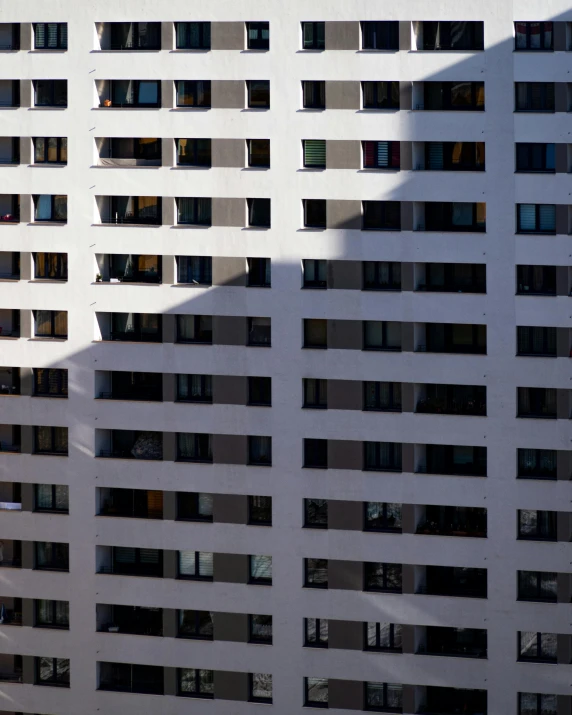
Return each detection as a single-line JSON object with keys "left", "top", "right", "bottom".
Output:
{"left": 10, "top": 21, "right": 572, "bottom": 53}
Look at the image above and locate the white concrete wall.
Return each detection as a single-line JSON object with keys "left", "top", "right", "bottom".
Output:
{"left": 0, "top": 2, "right": 570, "bottom": 714}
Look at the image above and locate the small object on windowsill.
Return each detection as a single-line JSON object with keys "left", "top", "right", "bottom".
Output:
{"left": 103, "top": 99, "right": 112, "bottom": 107}
{"left": 109, "top": 277, "right": 119, "bottom": 283}
{"left": 108, "top": 625, "right": 119, "bottom": 632}
{"left": 1, "top": 214, "right": 14, "bottom": 222}
{"left": 96, "top": 274, "right": 102, "bottom": 282}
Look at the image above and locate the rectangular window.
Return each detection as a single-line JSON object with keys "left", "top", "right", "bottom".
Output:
{"left": 516, "top": 143, "right": 555, "bottom": 172}
{"left": 304, "top": 499, "right": 328, "bottom": 528}
{"left": 247, "top": 22, "right": 269, "bottom": 50}
{"left": 33, "top": 368, "right": 68, "bottom": 396}
{"left": 177, "top": 492, "right": 213, "bottom": 521}
{"left": 364, "top": 503, "right": 402, "bottom": 532}
{"left": 304, "top": 439, "right": 328, "bottom": 468}
{"left": 34, "top": 310, "right": 68, "bottom": 338}
{"left": 178, "top": 610, "right": 213, "bottom": 639}
{"left": 177, "top": 197, "right": 212, "bottom": 226}
{"left": 518, "top": 511, "right": 557, "bottom": 540}
{"left": 362, "top": 201, "right": 401, "bottom": 230}
{"left": 363, "top": 322, "right": 402, "bottom": 351}
{"left": 517, "top": 448, "right": 557, "bottom": 480}
{"left": 304, "top": 319, "right": 327, "bottom": 348}
{"left": 424, "top": 81, "right": 485, "bottom": 110}
{"left": 364, "top": 442, "right": 402, "bottom": 471}
{"left": 247, "top": 80, "right": 270, "bottom": 108}
{"left": 34, "top": 253, "right": 68, "bottom": 280}
{"left": 517, "top": 387, "right": 557, "bottom": 418}
{"left": 248, "top": 139, "right": 270, "bottom": 167}
{"left": 363, "top": 381, "right": 402, "bottom": 411}
{"left": 363, "top": 141, "right": 400, "bottom": 169}
{"left": 302, "top": 22, "right": 325, "bottom": 50}
{"left": 362, "top": 82, "right": 400, "bottom": 109}
{"left": 517, "top": 570, "right": 557, "bottom": 602}
{"left": 361, "top": 21, "right": 399, "bottom": 50}
{"left": 422, "top": 21, "right": 484, "bottom": 50}
{"left": 304, "top": 378, "right": 327, "bottom": 408}
{"left": 249, "top": 673, "right": 272, "bottom": 703}
{"left": 365, "top": 622, "right": 402, "bottom": 652}
{"left": 175, "top": 80, "right": 211, "bottom": 107}
{"left": 248, "top": 376, "right": 271, "bottom": 405}
{"left": 364, "top": 562, "right": 402, "bottom": 592}
{"left": 109, "top": 22, "right": 160, "bottom": 50}
{"left": 248, "top": 436, "right": 272, "bottom": 465}
{"left": 425, "top": 202, "right": 486, "bottom": 232}
{"left": 250, "top": 555, "right": 272, "bottom": 584}
{"left": 248, "top": 317, "right": 271, "bottom": 346}
{"left": 33, "top": 137, "right": 67, "bottom": 164}
{"left": 305, "top": 618, "right": 328, "bottom": 647}
{"left": 425, "top": 141, "right": 485, "bottom": 171}
{"left": 178, "top": 668, "right": 214, "bottom": 698}
{"left": 176, "top": 315, "right": 212, "bottom": 343}
{"left": 34, "top": 23, "right": 67, "bottom": 50}
{"left": 365, "top": 682, "right": 403, "bottom": 712}
{"left": 304, "top": 199, "right": 327, "bottom": 228}
{"left": 177, "top": 256, "right": 212, "bottom": 285}
{"left": 35, "top": 657, "right": 70, "bottom": 687}
{"left": 305, "top": 558, "right": 328, "bottom": 588}
{"left": 35, "top": 484, "right": 68, "bottom": 512}
{"left": 519, "top": 692, "right": 557, "bottom": 715}
{"left": 248, "top": 496, "right": 272, "bottom": 525}
{"left": 34, "top": 80, "right": 67, "bottom": 106}
{"left": 305, "top": 677, "right": 329, "bottom": 707}
{"left": 177, "top": 374, "right": 212, "bottom": 403}
{"left": 303, "top": 140, "right": 326, "bottom": 168}
{"left": 176, "top": 138, "right": 211, "bottom": 167}
{"left": 249, "top": 615, "right": 273, "bottom": 643}
{"left": 34, "top": 426, "right": 68, "bottom": 455}
{"left": 515, "top": 82, "right": 555, "bottom": 111}
{"left": 517, "top": 204, "right": 556, "bottom": 234}
{"left": 247, "top": 258, "right": 271, "bottom": 287}
{"left": 35, "top": 542, "right": 69, "bottom": 571}
{"left": 515, "top": 22, "right": 554, "bottom": 51}
{"left": 516, "top": 266, "right": 556, "bottom": 295}
{"left": 517, "top": 327, "right": 556, "bottom": 357}
{"left": 33, "top": 195, "right": 67, "bottom": 222}
{"left": 178, "top": 550, "right": 213, "bottom": 580}
{"left": 518, "top": 632, "right": 557, "bottom": 662}
{"left": 302, "top": 81, "right": 326, "bottom": 109}
{"left": 303, "top": 260, "right": 327, "bottom": 288}
{"left": 177, "top": 433, "right": 213, "bottom": 462}
{"left": 248, "top": 198, "right": 271, "bottom": 227}
{"left": 175, "top": 22, "right": 211, "bottom": 50}
{"left": 107, "top": 80, "right": 160, "bottom": 108}
{"left": 35, "top": 600, "right": 69, "bottom": 628}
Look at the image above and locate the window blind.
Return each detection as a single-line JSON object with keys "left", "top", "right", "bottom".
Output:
{"left": 304, "top": 140, "right": 326, "bottom": 167}
{"left": 538, "top": 204, "right": 555, "bottom": 231}
{"left": 251, "top": 555, "right": 272, "bottom": 580}
{"left": 427, "top": 142, "right": 444, "bottom": 170}
{"left": 519, "top": 204, "right": 537, "bottom": 230}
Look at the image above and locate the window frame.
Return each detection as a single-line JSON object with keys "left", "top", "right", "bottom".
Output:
{"left": 247, "top": 139, "right": 270, "bottom": 168}
{"left": 35, "top": 657, "right": 70, "bottom": 687}
{"left": 516, "top": 326, "right": 556, "bottom": 357}
{"left": 304, "top": 557, "right": 328, "bottom": 589}
{"left": 364, "top": 502, "right": 402, "bottom": 533}
{"left": 33, "top": 137, "right": 67, "bottom": 164}
{"left": 304, "top": 438, "right": 328, "bottom": 468}
{"left": 247, "top": 258, "right": 271, "bottom": 288}
{"left": 249, "top": 615, "right": 273, "bottom": 644}
{"left": 177, "top": 668, "right": 215, "bottom": 698}
{"left": 249, "top": 554, "right": 272, "bottom": 585}
{"left": 247, "top": 80, "right": 270, "bottom": 109}
{"left": 34, "top": 484, "right": 69, "bottom": 513}
{"left": 34, "top": 426, "right": 68, "bottom": 455}
{"left": 304, "top": 617, "right": 329, "bottom": 648}
{"left": 177, "top": 550, "right": 214, "bottom": 581}
{"left": 33, "top": 367, "right": 68, "bottom": 397}
{"left": 518, "top": 631, "right": 558, "bottom": 663}
{"left": 517, "top": 510, "right": 557, "bottom": 541}
{"left": 361, "top": 21, "right": 399, "bottom": 51}
{"left": 362, "top": 141, "right": 401, "bottom": 169}
{"left": 34, "top": 23, "right": 67, "bottom": 50}
{"left": 363, "top": 381, "right": 402, "bottom": 412}
{"left": 177, "top": 609, "right": 214, "bottom": 640}
{"left": 248, "top": 317, "right": 271, "bottom": 346}
{"left": 515, "top": 143, "right": 555, "bottom": 173}
{"left": 248, "top": 435, "right": 272, "bottom": 465}
{"left": 34, "top": 541, "right": 69, "bottom": 571}
{"left": 176, "top": 491, "right": 214, "bottom": 522}
{"left": 364, "top": 622, "right": 402, "bottom": 652}
{"left": 515, "top": 82, "right": 555, "bottom": 112}
{"left": 303, "top": 378, "right": 328, "bottom": 409}
{"left": 362, "top": 201, "right": 401, "bottom": 231}
{"left": 304, "top": 199, "right": 327, "bottom": 228}
{"left": 176, "top": 197, "right": 212, "bottom": 226}
{"left": 362, "top": 81, "right": 400, "bottom": 110}
{"left": 303, "top": 260, "right": 327, "bottom": 289}
{"left": 175, "top": 80, "right": 211, "bottom": 108}
{"left": 248, "top": 376, "right": 272, "bottom": 406}
{"left": 247, "top": 198, "right": 271, "bottom": 228}
{"left": 303, "top": 139, "right": 326, "bottom": 168}
{"left": 363, "top": 442, "right": 402, "bottom": 472}
{"left": 176, "top": 315, "right": 213, "bottom": 344}
{"left": 517, "top": 570, "right": 558, "bottom": 603}
{"left": 305, "top": 677, "right": 329, "bottom": 708}
{"left": 364, "top": 682, "right": 403, "bottom": 713}
{"left": 517, "top": 448, "right": 557, "bottom": 481}
{"left": 176, "top": 432, "right": 213, "bottom": 463}
{"left": 248, "top": 495, "right": 272, "bottom": 525}
{"left": 302, "top": 81, "right": 326, "bottom": 109}
{"left": 246, "top": 22, "right": 270, "bottom": 51}
{"left": 518, "top": 692, "right": 558, "bottom": 715}
{"left": 175, "top": 22, "right": 211, "bottom": 50}
{"left": 33, "top": 195, "right": 67, "bottom": 223}
{"left": 175, "top": 138, "right": 211, "bottom": 167}
{"left": 304, "top": 499, "right": 328, "bottom": 529}
{"left": 364, "top": 562, "right": 403, "bottom": 593}
{"left": 514, "top": 22, "right": 554, "bottom": 51}
{"left": 34, "top": 80, "right": 67, "bottom": 107}
{"left": 34, "top": 599, "right": 69, "bottom": 629}
{"left": 249, "top": 673, "right": 273, "bottom": 703}
{"left": 516, "top": 204, "right": 556, "bottom": 235}
{"left": 302, "top": 22, "right": 325, "bottom": 50}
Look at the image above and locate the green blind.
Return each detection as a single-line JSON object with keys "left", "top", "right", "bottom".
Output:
{"left": 304, "top": 140, "right": 326, "bottom": 167}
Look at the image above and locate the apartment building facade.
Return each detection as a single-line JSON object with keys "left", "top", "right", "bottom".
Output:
{"left": 0, "top": 1, "right": 570, "bottom": 714}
